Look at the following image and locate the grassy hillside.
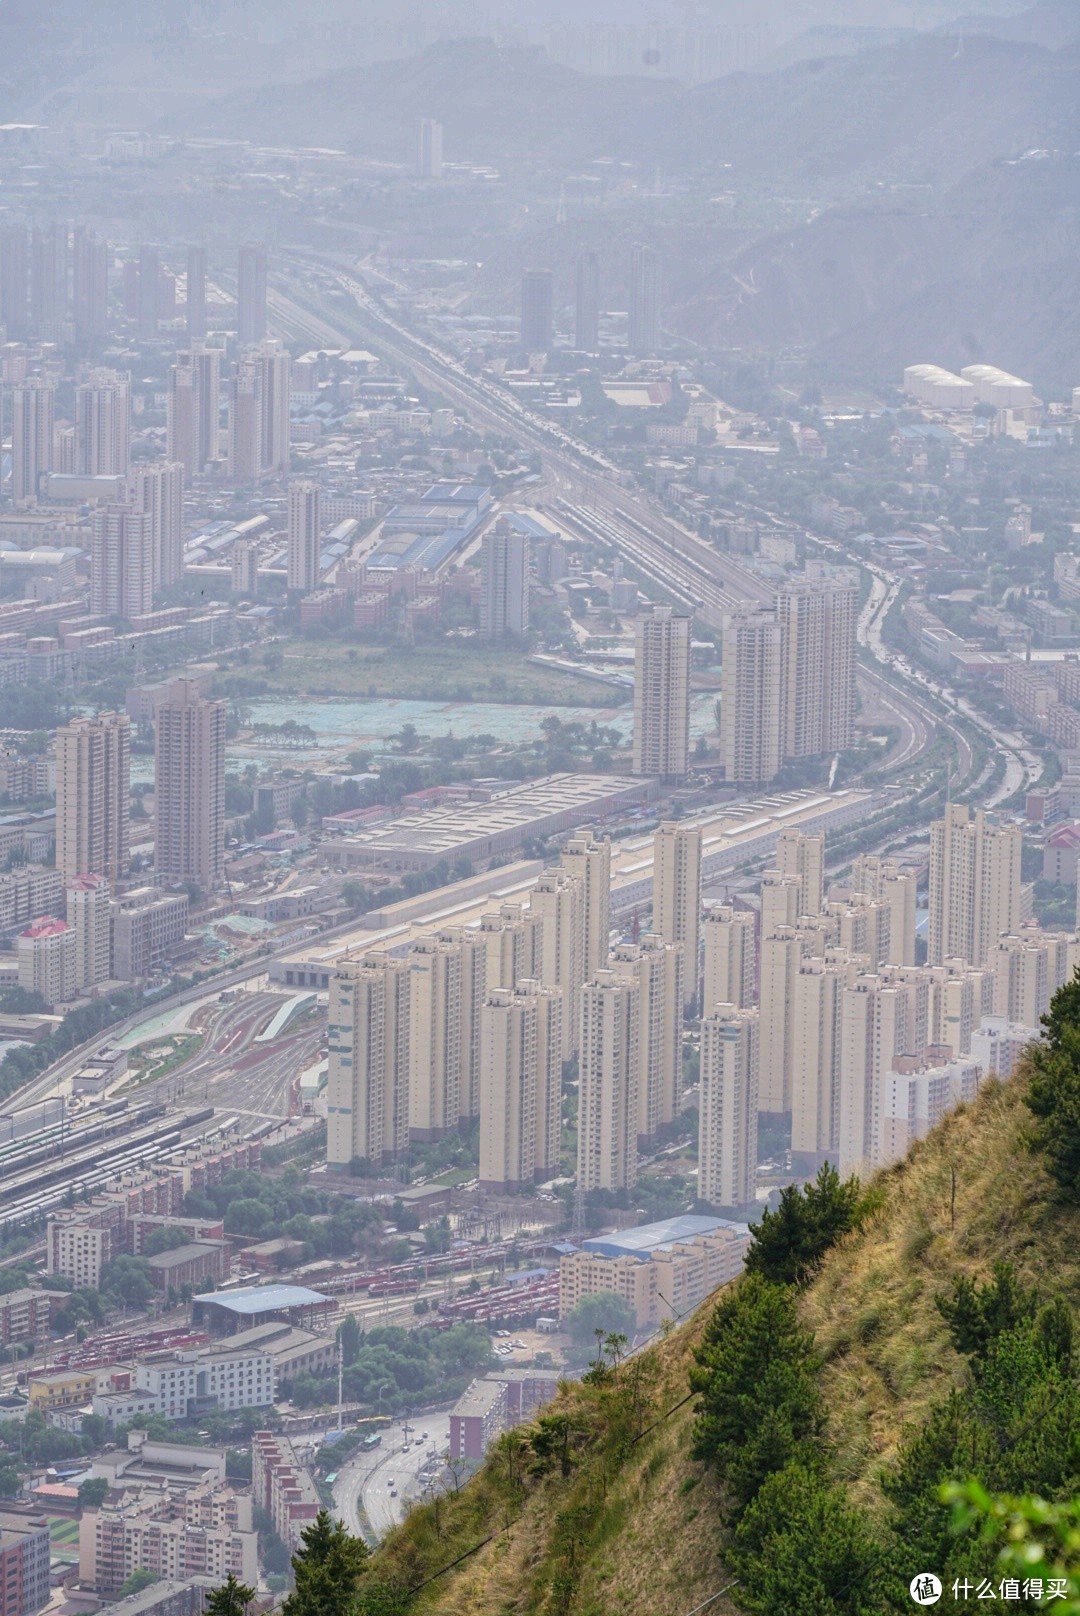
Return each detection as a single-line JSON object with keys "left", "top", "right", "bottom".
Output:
{"left": 803, "top": 1072, "right": 1070, "bottom": 1503}
{"left": 371, "top": 1314, "right": 740, "bottom": 1616}
{"left": 363, "top": 1066, "right": 1078, "bottom": 1615}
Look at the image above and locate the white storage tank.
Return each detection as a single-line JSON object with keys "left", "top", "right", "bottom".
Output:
{"left": 960, "top": 365, "right": 1034, "bottom": 410}
{"left": 903, "top": 364, "right": 975, "bottom": 409}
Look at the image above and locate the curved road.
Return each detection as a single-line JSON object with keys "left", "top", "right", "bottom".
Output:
{"left": 332, "top": 1414, "right": 451, "bottom": 1540}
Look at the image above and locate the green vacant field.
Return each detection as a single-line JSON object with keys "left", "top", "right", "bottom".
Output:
{"left": 263, "top": 641, "right": 623, "bottom": 708}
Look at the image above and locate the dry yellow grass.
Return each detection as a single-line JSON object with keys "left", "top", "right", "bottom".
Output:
{"left": 372, "top": 1066, "right": 1071, "bottom": 1614}
{"left": 375, "top": 1314, "right": 741, "bottom": 1616}
{"left": 803, "top": 1068, "right": 1075, "bottom": 1504}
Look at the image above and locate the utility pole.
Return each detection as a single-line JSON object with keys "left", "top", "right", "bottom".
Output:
{"left": 336, "top": 1331, "right": 344, "bottom": 1435}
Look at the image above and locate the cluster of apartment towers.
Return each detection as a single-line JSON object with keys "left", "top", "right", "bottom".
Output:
{"left": 326, "top": 801, "right": 1063, "bottom": 1210}
{"left": 10, "top": 245, "right": 293, "bottom": 613}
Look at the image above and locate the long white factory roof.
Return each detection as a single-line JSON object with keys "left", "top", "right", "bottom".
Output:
{"left": 273, "top": 785, "right": 874, "bottom": 980}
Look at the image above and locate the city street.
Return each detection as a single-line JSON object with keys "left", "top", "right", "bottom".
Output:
{"left": 332, "top": 1414, "right": 451, "bottom": 1540}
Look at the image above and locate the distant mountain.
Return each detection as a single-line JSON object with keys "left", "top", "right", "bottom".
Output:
{"left": 940, "top": 0, "right": 1080, "bottom": 49}
{"left": 673, "top": 153, "right": 1080, "bottom": 392}
{"left": 171, "top": 31, "right": 1077, "bottom": 196}
{"left": 754, "top": 23, "right": 915, "bottom": 74}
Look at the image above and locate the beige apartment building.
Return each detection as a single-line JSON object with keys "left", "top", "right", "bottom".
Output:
{"left": 702, "top": 904, "right": 756, "bottom": 1014}
{"left": 836, "top": 974, "right": 931, "bottom": 1177}
{"left": 928, "top": 804, "right": 1022, "bottom": 968}
{"left": 479, "top": 981, "right": 563, "bottom": 1189}
{"left": 408, "top": 937, "right": 463, "bottom": 1140}
{"left": 55, "top": 712, "right": 130, "bottom": 886}
{"left": 75, "top": 370, "right": 131, "bottom": 477}
{"left": 991, "top": 931, "right": 1080, "bottom": 1030}
{"left": 720, "top": 608, "right": 784, "bottom": 784}
{"left": 850, "top": 854, "right": 917, "bottom": 966}
{"left": 436, "top": 923, "right": 491, "bottom": 1122}
{"left": 777, "top": 576, "right": 855, "bottom": 759}
{"left": 287, "top": 479, "right": 321, "bottom": 594}
{"left": 226, "top": 353, "right": 260, "bottom": 484}
{"left": 530, "top": 868, "right": 584, "bottom": 1060}
{"left": 559, "top": 1216, "right": 751, "bottom": 1329}
{"left": 560, "top": 832, "right": 612, "bottom": 980}
{"left": 699, "top": 1005, "right": 758, "bottom": 1209}
{"left": 722, "top": 577, "right": 855, "bottom": 784}
{"left": 775, "top": 827, "right": 825, "bottom": 917}
{"left": 760, "top": 869, "right": 803, "bottom": 936}
{"left": 154, "top": 680, "right": 226, "bottom": 891}
{"left": 17, "top": 916, "right": 76, "bottom": 1009}
{"left": 633, "top": 606, "right": 691, "bottom": 782}
{"left": 67, "top": 873, "right": 111, "bottom": 990}
{"left": 79, "top": 1484, "right": 256, "bottom": 1596}
{"left": 651, "top": 820, "right": 701, "bottom": 1008}
{"left": 612, "top": 935, "right": 684, "bottom": 1146}
{"left": 478, "top": 903, "right": 542, "bottom": 994}
{"left": 129, "top": 460, "right": 184, "bottom": 591}
{"left": 790, "top": 952, "right": 860, "bottom": 1172}
{"left": 577, "top": 970, "right": 639, "bottom": 1192}
{"left": 757, "top": 926, "right": 804, "bottom": 1115}
{"left": 326, "top": 952, "right": 410, "bottom": 1167}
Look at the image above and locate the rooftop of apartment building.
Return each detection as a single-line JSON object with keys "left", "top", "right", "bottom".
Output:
{"left": 92, "top": 1436, "right": 227, "bottom": 1490}
{"left": 451, "top": 1379, "right": 507, "bottom": 1419}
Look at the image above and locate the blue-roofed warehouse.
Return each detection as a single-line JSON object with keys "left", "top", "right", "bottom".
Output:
{"left": 368, "top": 481, "right": 492, "bottom": 572}
{"left": 193, "top": 1283, "right": 336, "bottom": 1335}
{"left": 581, "top": 1214, "right": 749, "bottom": 1261}
{"left": 559, "top": 1214, "right": 753, "bottom": 1328}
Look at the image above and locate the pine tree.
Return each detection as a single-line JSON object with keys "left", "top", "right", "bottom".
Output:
{"left": 205, "top": 1574, "right": 255, "bottom": 1616}
{"left": 282, "top": 1510, "right": 370, "bottom": 1616}
{"left": 734, "top": 1460, "right": 888, "bottom": 1615}
{"left": 690, "top": 1274, "right": 824, "bottom": 1514}
{"left": 744, "top": 1163, "right": 866, "bottom": 1286}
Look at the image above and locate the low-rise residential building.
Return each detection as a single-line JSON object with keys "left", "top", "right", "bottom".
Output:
{"left": 78, "top": 1481, "right": 256, "bottom": 1595}
{"left": 0, "top": 866, "right": 63, "bottom": 939}
{"left": 91, "top": 1578, "right": 217, "bottom": 1616}
{"left": 16, "top": 916, "right": 76, "bottom": 1008}
{"left": 111, "top": 888, "right": 189, "bottom": 982}
{"left": 449, "top": 1379, "right": 508, "bottom": 1462}
{"left": 0, "top": 1511, "right": 50, "bottom": 1616}
{"left": 485, "top": 1367, "right": 561, "bottom": 1422}
{"left": 558, "top": 1215, "right": 751, "bottom": 1329}
{"left": 251, "top": 1432, "right": 320, "bottom": 1548}
{"left": 0, "top": 1289, "right": 67, "bottom": 1348}
{"left": 144, "top": 1241, "right": 231, "bottom": 1295}
{"left": 91, "top": 1340, "right": 274, "bottom": 1425}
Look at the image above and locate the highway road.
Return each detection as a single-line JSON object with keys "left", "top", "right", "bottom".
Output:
{"left": 858, "top": 559, "right": 1039, "bottom": 807}
{"left": 269, "top": 260, "right": 773, "bottom": 629}
{"left": 332, "top": 1414, "right": 451, "bottom": 1540}
{"left": 271, "top": 259, "right": 1001, "bottom": 813}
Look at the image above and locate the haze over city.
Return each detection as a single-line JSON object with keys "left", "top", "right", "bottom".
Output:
{"left": 0, "top": 3, "right": 1077, "bottom": 1614}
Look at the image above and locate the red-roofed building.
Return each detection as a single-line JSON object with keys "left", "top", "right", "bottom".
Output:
{"left": 16, "top": 915, "right": 76, "bottom": 1008}
{"left": 1044, "top": 822, "right": 1080, "bottom": 884}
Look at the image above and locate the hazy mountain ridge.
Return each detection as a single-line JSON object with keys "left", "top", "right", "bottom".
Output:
{"left": 165, "top": 30, "right": 1076, "bottom": 189}
{"left": 674, "top": 154, "right": 1080, "bottom": 390}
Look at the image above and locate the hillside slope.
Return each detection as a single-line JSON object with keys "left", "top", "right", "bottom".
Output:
{"left": 368, "top": 1069, "right": 1076, "bottom": 1616}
